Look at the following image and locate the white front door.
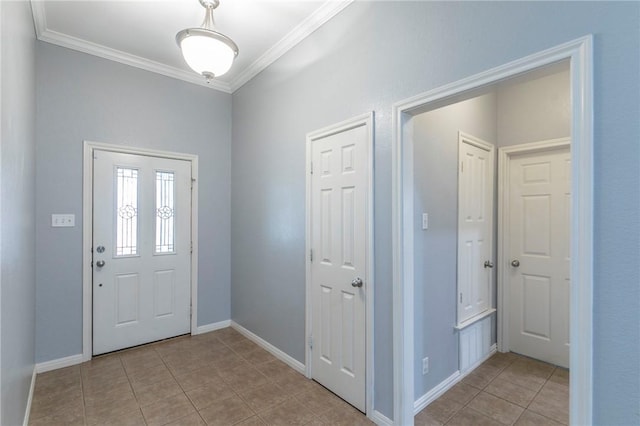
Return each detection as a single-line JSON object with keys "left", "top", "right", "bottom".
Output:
{"left": 310, "top": 124, "right": 368, "bottom": 412}
{"left": 507, "top": 147, "right": 570, "bottom": 367}
{"left": 457, "top": 133, "right": 495, "bottom": 324}
{"left": 93, "top": 150, "right": 192, "bottom": 355}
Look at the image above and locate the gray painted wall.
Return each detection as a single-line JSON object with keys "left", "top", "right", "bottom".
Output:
{"left": 35, "top": 43, "right": 232, "bottom": 362}
{"left": 497, "top": 68, "right": 570, "bottom": 147}
{"left": 1, "top": 1, "right": 37, "bottom": 424}
{"left": 231, "top": 2, "right": 639, "bottom": 421}
{"left": 413, "top": 93, "right": 498, "bottom": 398}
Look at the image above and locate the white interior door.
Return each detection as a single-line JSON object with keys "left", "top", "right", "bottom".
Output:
{"left": 310, "top": 124, "right": 368, "bottom": 412}
{"left": 93, "top": 150, "right": 192, "bottom": 355}
{"left": 457, "top": 133, "right": 495, "bottom": 324}
{"left": 507, "top": 147, "right": 570, "bottom": 367}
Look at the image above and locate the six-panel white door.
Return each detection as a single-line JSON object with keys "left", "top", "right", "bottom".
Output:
{"left": 310, "top": 125, "right": 367, "bottom": 412}
{"left": 507, "top": 147, "right": 570, "bottom": 368}
{"left": 458, "top": 134, "right": 495, "bottom": 324}
{"left": 93, "top": 150, "right": 192, "bottom": 355}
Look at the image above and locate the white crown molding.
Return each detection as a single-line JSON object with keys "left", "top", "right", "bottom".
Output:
{"left": 30, "top": 0, "right": 46, "bottom": 39}
{"left": 29, "top": 0, "right": 354, "bottom": 94}
{"left": 29, "top": 0, "right": 231, "bottom": 92}
{"left": 229, "top": 0, "right": 354, "bottom": 92}
{"left": 36, "top": 27, "right": 233, "bottom": 93}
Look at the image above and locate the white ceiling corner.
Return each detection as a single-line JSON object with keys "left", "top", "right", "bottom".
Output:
{"left": 30, "top": 0, "right": 354, "bottom": 94}
{"left": 228, "top": 0, "right": 353, "bottom": 92}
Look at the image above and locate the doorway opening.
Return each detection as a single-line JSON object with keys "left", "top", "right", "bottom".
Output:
{"left": 82, "top": 142, "right": 199, "bottom": 361}
{"left": 392, "top": 36, "right": 593, "bottom": 425}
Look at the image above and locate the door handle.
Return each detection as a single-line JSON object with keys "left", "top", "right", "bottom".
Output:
{"left": 511, "top": 259, "right": 520, "bottom": 267}
{"left": 96, "top": 260, "right": 106, "bottom": 268}
{"left": 351, "top": 277, "right": 363, "bottom": 288}
{"left": 484, "top": 261, "right": 494, "bottom": 268}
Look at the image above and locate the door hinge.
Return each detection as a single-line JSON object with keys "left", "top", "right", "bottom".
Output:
{"left": 310, "top": 249, "right": 313, "bottom": 262}
{"left": 309, "top": 336, "right": 313, "bottom": 350}
{"left": 191, "top": 178, "right": 195, "bottom": 189}
{"left": 310, "top": 162, "right": 313, "bottom": 174}
{"left": 190, "top": 242, "right": 193, "bottom": 254}
{"left": 459, "top": 293, "right": 463, "bottom": 303}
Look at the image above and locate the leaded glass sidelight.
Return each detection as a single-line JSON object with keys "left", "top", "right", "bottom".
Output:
{"left": 155, "top": 171, "right": 175, "bottom": 254}
{"left": 115, "top": 167, "right": 139, "bottom": 256}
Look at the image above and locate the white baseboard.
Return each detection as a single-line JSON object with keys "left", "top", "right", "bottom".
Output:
{"left": 413, "top": 343, "right": 498, "bottom": 415}
{"left": 35, "top": 353, "right": 84, "bottom": 374}
{"left": 370, "top": 409, "right": 394, "bottom": 426}
{"left": 194, "top": 319, "right": 231, "bottom": 335}
{"left": 414, "top": 371, "right": 461, "bottom": 414}
{"left": 230, "top": 321, "right": 305, "bottom": 374}
{"left": 22, "top": 367, "right": 37, "bottom": 426}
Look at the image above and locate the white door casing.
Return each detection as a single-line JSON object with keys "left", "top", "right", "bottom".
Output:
{"left": 457, "top": 133, "right": 495, "bottom": 325}
{"left": 393, "top": 37, "right": 593, "bottom": 426}
{"left": 92, "top": 150, "right": 191, "bottom": 355}
{"left": 306, "top": 113, "right": 373, "bottom": 414}
{"left": 503, "top": 142, "right": 570, "bottom": 368}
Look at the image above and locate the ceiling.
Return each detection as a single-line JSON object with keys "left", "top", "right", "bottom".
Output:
{"left": 31, "top": 0, "right": 353, "bottom": 93}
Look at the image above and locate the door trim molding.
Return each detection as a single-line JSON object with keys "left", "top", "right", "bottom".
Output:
{"left": 459, "top": 131, "right": 494, "bottom": 152}
{"left": 497, "top": 137, "right": 571, "bottom": 355}
{"left": 304, "top": 112, "right": 375, "bottom": 417}
{"left": 392, "top": 36, "right": 593, "bottom": 425}
{"left": 82, "top": 141, "right": 199, "bottom": 361}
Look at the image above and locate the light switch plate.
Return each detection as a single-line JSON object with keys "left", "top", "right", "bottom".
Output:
{"left": 51, "top": 214, "right": 75, "bottom": 227}
{"left": 422, "top": 213, "right": 429, "bottom": 230}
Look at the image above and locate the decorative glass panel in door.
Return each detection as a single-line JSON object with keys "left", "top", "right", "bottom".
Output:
{"left": 155, "top": 171, "right": 175, "bottom": 254}
{"left": 115, "top": 167, "right": 139, "bottom": 256}
{"left": 92, "top": 150, "right": 192, "bottom": 355}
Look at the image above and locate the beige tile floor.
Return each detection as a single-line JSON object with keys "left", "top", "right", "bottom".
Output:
{"left": 29, "top": 328, "right": 568, "bottom": 426}
{"left": 29, "top": 328, "right": 373, "bottom": 426}
{"left": 415, "top": 352, "right": 569, "bottom": 426}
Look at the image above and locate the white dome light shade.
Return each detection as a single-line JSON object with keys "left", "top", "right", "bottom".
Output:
{"left": 177, "top": 28, "right": 238, "bottom": 78}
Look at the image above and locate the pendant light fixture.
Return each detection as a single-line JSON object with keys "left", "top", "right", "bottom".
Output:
{"left": 176, "top": 0, "right": 238, "bottom": 82}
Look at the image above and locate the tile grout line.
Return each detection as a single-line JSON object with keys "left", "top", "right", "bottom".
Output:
{"left": 443, "top": 354, "right": 519, "bottom": 425}
{"left": 216, "top": 333, "right": 297, "bottom": 423}
{"left": 464, "top": 357, "right": 514, "bottom": 418}
{"left": 167, "top": 332, "right": 291, "bottom": 425}
{"left": 447, "top": 355, "right": 567, "bottom": 426}
{"left": 218, "top": 331, "right": 297, "bottom": 425}
{"left": 521, "top": 366, "right": 569, "bottom": 426}
{"left": 79, "top": 365, "right": 88, "bottom": 426}
{"left": 117, "top": 352, "right": 150, "bottom": 426}
{"left": 155, "top": 337, "right": 215, "bottom": 425}
{"left": 484, "top": 357, "right": 549, "bottom": 426}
